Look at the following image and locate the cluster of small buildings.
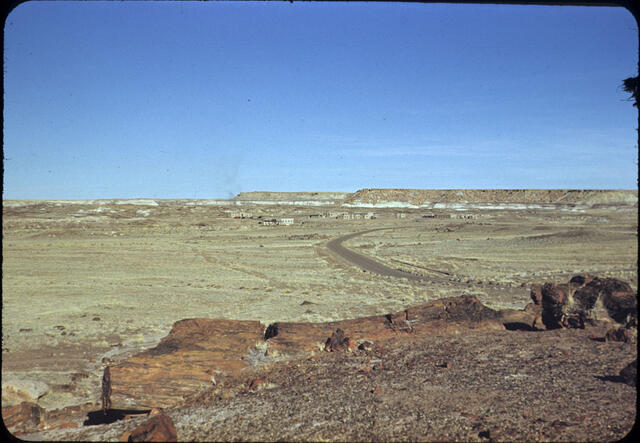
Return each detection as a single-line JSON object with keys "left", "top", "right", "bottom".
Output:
{"left": 307, "top": 211, "right": 376, "bottom": 220}
{"left": 343, "top": 211, "right": 376, "bottom": 220}
{"left": 259, "top": 218, "right": 294, "bottom": 226}
{"left": 229, "top": 210, "right": 251, "bottom": 219}
{"left": 227, "top": 208, "right": 475, "bottom": 224}
{"left": 422, "top": 213, "right": 451, "bottom": 219}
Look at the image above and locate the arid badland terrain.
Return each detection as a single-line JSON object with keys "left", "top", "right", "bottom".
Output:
{"left": 2, "top": 189, "right": 637, "bottom": 441}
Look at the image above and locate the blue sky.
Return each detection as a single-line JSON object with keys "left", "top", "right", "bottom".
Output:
{"left": 3, "top": 1, "right": 638, "bottom": 199}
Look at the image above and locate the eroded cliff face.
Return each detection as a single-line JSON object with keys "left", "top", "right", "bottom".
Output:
{"left": 231, "top": 189, "right": 638, "bottom": 207}
{"left": 343, "top": 189, "right": 638, "bottom": 207}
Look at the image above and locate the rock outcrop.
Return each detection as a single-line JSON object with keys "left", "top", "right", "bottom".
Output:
{"left": 2, "top": 377, "right": 51, "bottom": 407}
{"left": 231, "top": 189, "right": 638, "bottom": 207}
{"left": 343, "top": 189, "right": 637, "bottom": 207}
{"left": 533, "top": 275, "right": 637, "bottom": 329}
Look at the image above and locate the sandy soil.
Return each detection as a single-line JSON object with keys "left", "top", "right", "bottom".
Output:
{"left": 2, "top": 199, "right": 637, "bottom": 415}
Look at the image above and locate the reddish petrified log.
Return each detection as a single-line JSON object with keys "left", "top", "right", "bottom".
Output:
{"left": 1, "top": 401, "right": 45, "bottom": 436}
{"left": 101, "top": 281, "right": 636, "bottom": 410}
{"left": 266, "top": 295, "right": 504, "bottom": 357}
{"left": 123, "top": 413, "right": 177, "bottom": 442}
{"left": 107, "top": 318, "right": 264, "bottom": 409}
{"left": 104, "top": 295, "right": 507, "bottom": 410}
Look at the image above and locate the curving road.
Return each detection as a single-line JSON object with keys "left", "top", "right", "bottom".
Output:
{"left": 326, "top": 228, "right": 430, "bottom": 282}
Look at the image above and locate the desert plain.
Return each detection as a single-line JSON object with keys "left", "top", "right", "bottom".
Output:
{"left": 1, "top": 189, "right": 638, "bottom": 440}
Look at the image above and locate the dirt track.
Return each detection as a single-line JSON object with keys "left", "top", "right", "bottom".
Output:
{"left": 326, "top": 228, "right": 450, "bottom": 283}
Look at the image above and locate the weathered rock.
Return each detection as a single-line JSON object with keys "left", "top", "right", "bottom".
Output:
{"left": 619, "top": 359, "right": 637, "bottom": 387}
{"left": 541, "top": 283, "right": 570, "bottom": 329}
{"left": 568, "top": 273, "right": 596, "bottom": 288}
{"left": 1, "top": 401, "right": 45, "bottom": 435}
{"left": 247, "top": 378, "right": 266, "bottom": 390}
{"left": 124, "top": 413, "right": 177, "bottom": 442}
{"left": 324, "top": 329, "right": 355, "bottom": 352}
{"left": 530, "top": 284, "right": 543, "bottom": 305}
{"left": 2, "top": 377, "right": 50, "bottom": 406}
{"left": 604, "top": 327, "right": 631, "bottom": 343}
{"left": 522, "top": 301, "right": 546, "bottom": 330}
{"left": 572, "top": 278, "right": 636, "bottom": 324}
{"left": 107, "top": 318, "right": 264, "bottom": 409}
{"left": 498, "top": 308, "right": 538, "bottom": 331}
{"left": 266, "top": 295, "right": 504, "bottom": 357}
{"left": 539, "top": 276, "right": 636, "bottom": 329}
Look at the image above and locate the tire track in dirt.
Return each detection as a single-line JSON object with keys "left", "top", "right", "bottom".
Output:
{"left": 191, "top": 247, "right": 297, "bottom": 291}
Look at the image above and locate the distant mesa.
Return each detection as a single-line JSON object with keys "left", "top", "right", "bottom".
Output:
{"left": 3, "top": 189, "right": 636, "bottom": 208}
{"left": 342, "top": 188, "right": 638, "bottom": 208}
{"left": 233, "top": 191, "right": 349, "bottom": 201}
{"left": 230, "top": 189, "right": 637, "bottom": 209}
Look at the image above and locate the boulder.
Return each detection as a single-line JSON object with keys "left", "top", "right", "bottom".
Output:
{"left": 324, "top": 329, "right": 355, "bottom": 352}
{"left": 568, "top": 273, "right": 596, "bottom": 287}
{"left": 123, "top": 413, "right": 177, "bottom": 442}
{"left": 2, "top": 377, "right": 50, "bottom": 407}
{"left": 538, "top": 276, "right": 636, "bottom": 329}
{"left": 529, "top": 284, "right": 543, "bottom": 305}
{"left": 619, "top": 359, "right": 637, "bottom": 387}
{"left": 572, "top": 278, "right": 636, "bottom": 325}
{"left": 604, "top": 327, "right": 632, "bottom": 343}
{"left": 541, "top": 283, "right": 570, "bottom": 329}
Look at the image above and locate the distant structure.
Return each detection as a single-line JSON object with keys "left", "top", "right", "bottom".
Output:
{"left": 229, "top": 210, "right": 251, "bottom": 219}
{"left": 259, "top": 218, "right": 294, "bottom": 226}
{"left": 423, "top": 213, "right": 450, "bottom": 219}
{"left": 343, "top": 212, "right": 376, "bottom": 220}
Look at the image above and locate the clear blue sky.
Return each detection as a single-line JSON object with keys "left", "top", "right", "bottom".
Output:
{"left": 3, "top": 1, "right": 638, "bottom": 199}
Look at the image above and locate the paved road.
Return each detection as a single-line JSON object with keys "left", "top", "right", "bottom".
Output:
{"left": 326, "top": 228, "right": 430, "bottom": 282}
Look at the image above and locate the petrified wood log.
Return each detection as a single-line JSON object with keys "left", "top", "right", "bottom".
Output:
{"left": 103, "top": 296, "right": 507, "bottom": 410}
{"left": 123, "top": 413, "right": 178, "bottom": 442}
{"left": 107, "top": 319, "right": 264, "bottom": 409}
